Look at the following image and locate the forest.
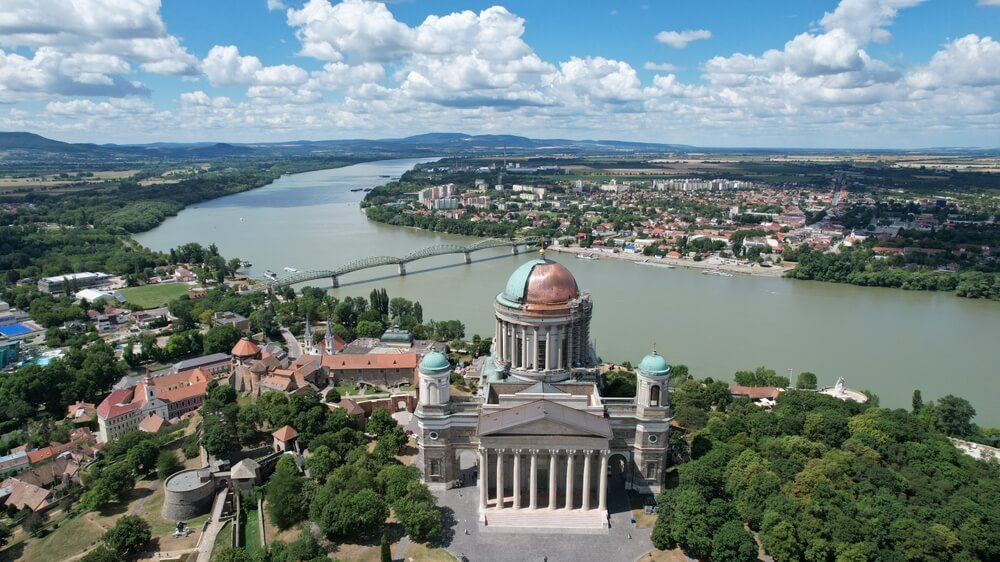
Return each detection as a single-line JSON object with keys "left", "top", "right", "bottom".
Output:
{"left": 783, "top": 246, "right": 1000, "bottom": 300}
{"left": 653, "top": 383, "right": 1000, "bottom": 562}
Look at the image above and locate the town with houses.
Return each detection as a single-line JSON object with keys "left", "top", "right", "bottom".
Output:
{"left": 367, "top": 159, "right": 997, "bottom": 280}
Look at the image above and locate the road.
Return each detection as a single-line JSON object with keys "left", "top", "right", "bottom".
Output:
{"left": 281, "top": 327, "right": 302, "bottom": 359}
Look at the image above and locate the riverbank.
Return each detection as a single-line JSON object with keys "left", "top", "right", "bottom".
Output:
{"left": 547, "top": 245, "right": 793, "bottom": 277}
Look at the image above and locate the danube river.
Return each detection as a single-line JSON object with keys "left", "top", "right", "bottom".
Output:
{"left": 135, "top": 159, "right": 1000, "bottom": 424}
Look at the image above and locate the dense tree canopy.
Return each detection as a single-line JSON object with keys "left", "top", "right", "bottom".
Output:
{"left": 653, "top": 387, "right": 1000, "bottom": 561}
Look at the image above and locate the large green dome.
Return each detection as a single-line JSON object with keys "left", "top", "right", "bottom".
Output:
{"left": 637, "top": 351, "right": 670, "bottom": 377}
{"left": 419, "top": 351, "right": 451, "bottom": 375}
{"left": 501, "top": 258, "right": 579, "bottom": 305}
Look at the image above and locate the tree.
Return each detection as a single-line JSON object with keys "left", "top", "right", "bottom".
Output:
{"left": 0, "top": 522, "right": 10, "bottom": 549}
{"left": 102, "top": 515, "right": 151, "bottom": 556}
{"left": 712, "top": 520, "right": 758, "bottom": 562}
{"left": 127, "top": 440, "right": 159, "bottom": 475}
{"left": 304, "top": 445, "right": 339, "bottom": 482}
{"left": 266, "top": 457, "right": 307, "bottom": 530}
{"left": 314, "top": 488, "right": 388, "bottom": 538}
{"left": 355, "top": 320, "right": 385, "bottom": 338}
{"left": 795, "top": 372, "right": 818, "bottom": 390}
{"left": 203, "top": 324, "right": 242, "bottom": 354}
{"left": 393, "top": 489, "right": 442, "bottom": 542}
{"left": 936, "top": 394, "right": 976, "bottom": 437}
{"left": 912, "top": 389, "right": 923, "bottom": 413}
{"left": 100, "top": 463, "right": 136, "bottom": 500}
{"left": 327, "top": 388, "right": 341, "bottom": 403}
{"left": 156, "top": 450, "right": 182, "bottom": 480}
{"left": 380, "top": 533, "right": 391, "bottom": 562}
{"left": 366, "top": 408, "right": 396, "bottom": 437}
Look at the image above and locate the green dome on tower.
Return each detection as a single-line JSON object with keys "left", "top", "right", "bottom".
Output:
{"left": 637, "top": 351, "right": 670, "bottom": 377}
{"left": 419, "top": 350, "right": 451, "bottom": 375}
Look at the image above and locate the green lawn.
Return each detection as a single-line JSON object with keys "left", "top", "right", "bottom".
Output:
{"left": 119, "top": 283, "right": 190, "bottom": 308}
{"left": 244, "top": 508, "right": 262, "bottom": 553}
{"left": 211, "top": 521, "right": 233, "bottom": 560}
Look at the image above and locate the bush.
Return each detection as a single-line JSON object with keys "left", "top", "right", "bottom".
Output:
{"left": 182, "top": 438, "right": 200, "bottom": 459}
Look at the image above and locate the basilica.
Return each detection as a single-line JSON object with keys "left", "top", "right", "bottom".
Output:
{"left": 414, "top": 256, "right": 672, "bottom": 531}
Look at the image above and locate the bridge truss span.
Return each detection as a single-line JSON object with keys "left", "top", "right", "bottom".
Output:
{"left": 264, "top": 237, "right": 543, "bottom": 288}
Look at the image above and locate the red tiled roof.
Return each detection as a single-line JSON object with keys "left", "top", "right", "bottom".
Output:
{"left": 0, "top": 478, "right": 51, "bottom": 512}
{"left": 27, "top": 447, "right": 55, "bottom": 465}
{"left": 65, "top": 401, "right": 96, "bottom": 422}
{"left": 231, "top": 338, "right": 261, "bottom": 357}
{"left": 96, "top": 387, "right": 143, "bottom": 419}
{"left": 138, "top": 414, "right": 168, "bottom": 433}
{"left": 728, "top": 385, "right": 781, "bottom": 400}
{"left": 320, "top": 353, "right": 417, "bottom": 371}
{"left": 272, "top": 425, "right": 297, "bottom": 441}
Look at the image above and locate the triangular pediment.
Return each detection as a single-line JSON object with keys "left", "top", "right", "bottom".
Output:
{"left": 477, "top": 399, "right": 612, "bottom": 439}
{"left": 517, "top": 382, "right": 567, "bottom": 395}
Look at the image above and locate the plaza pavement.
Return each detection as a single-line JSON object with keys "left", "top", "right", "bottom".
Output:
{"left": 433, "top": 477, "right": 655, "bottom": 562}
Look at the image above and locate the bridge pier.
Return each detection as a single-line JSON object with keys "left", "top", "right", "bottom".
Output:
{"left": 398, "top": 264, "right": 407, "bottom": 276}
{"left": 511, "top": 245, "right": 519, "bottom": 255}
{"left": 464, "top": 252, "right": 472, "bottom": 264}
{"left": 331, "top": 276, "right": 339, "bottom": 288}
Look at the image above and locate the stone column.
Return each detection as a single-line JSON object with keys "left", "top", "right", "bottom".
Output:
{"left": 529, "top": 450, "right": 538, "bottom": 509}
{"left": 598, "top": 451, "right": 609, "bottom": 512}
{"left": 533, "top": 327, "right": 540, "bottom": 370}
{"left": 556, "top": 327, "right": 564, "bottom": 369}
{"left": 521, "top": 326, "right": 531, "bottom": 369}
{"left": 564, "top": 450, "right": 575, "bottom": 510}
{"left": 512, "top": 450, "right": 522, "bottom": 510}
{"left": 548, "top": 451, "right": 558, "bottom": 510}
{"left": 545, "top": 329, "right": 552, "bottom": 371}
{"left": 479, "top": 449, "right": 488, "bottom": 510}
{"left": 582, "top": 450, "right": 593, "bottom": 510}
{"left": 567, "top": 322, "right": 575, "bottom": 368}
{"left": 495, "top": 320, "right": 502, "bottom": 358}
{"left": 496, "top": 449, "right": 505, "bottom": 510}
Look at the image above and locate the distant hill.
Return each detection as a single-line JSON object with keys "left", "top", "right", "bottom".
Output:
{"left": 0, "top": 131, "right": 94, "bottom": 152}
{"left": 1, "top": 131, "right": 995, "bottom": 163}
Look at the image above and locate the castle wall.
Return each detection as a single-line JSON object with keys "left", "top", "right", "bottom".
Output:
{"left": 161, "top": 469, "right": 217, "bottom": 521}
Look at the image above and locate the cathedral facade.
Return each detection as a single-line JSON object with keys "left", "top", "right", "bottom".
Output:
{"left": 414, "top": 257, "right": 671, "bottom": 531}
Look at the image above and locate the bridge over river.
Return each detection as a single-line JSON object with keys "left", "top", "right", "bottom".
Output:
{"left": 263, "top": 237, "right": 543, "bottom": 288}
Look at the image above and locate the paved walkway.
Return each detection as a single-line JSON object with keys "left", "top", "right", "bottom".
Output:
{"left": 130, "top": 479, "right": 160, "bottom": 515}
{"left": 433, "top": 480, "right": 654, "bottom": 562}
{"left": 195, "top": 490, "right": 229, "bottom": 562}
{"left": 281, "top": 328, "right": 301, "bottom": 359}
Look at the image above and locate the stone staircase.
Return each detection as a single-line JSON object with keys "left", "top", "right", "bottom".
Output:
{"left": 481, "top": 508, "right": 608, "bottom": 534}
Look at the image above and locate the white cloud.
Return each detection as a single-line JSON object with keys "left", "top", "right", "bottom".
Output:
{"left": 0, "top": 47, "right": 148, "bottom": 101}
{"left": 819, "top": 0, "right": 925, "bottom": 43}
{"left": 0, "top": 0, "right": 199, "bottom": 77}
{"left": 6, "top": 0, "right": 999, "bottom": 148}
{"left": 266, "top": 0, "right": 287, "bottom": 10}
{"left": 907, "top": 34, "right": 1000, "bottom": 89}
{"left": 978, "top": 0, "right": 1000, "bottom": 5}
{"left": 655, "top": 29, "right": 711, "bottom": 48}
{"left": 201, "top": 45, "right": 308, "bottom": 88}
{"left": 644, "top": 62, "right": 680, "bottom": 72}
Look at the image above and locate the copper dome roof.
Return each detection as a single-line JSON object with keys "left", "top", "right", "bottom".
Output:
{"left": 503, "top": 259, "right": 580, "bottom": 305}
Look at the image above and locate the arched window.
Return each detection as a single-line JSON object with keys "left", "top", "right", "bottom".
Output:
{"left": 650, "top": 384, "right": 661, "bottom": 407}
{"left": 428, "top": 382, "right": 439, "bottom": 405}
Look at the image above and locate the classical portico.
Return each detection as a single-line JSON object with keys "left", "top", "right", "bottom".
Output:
{"left": 476, "top": 399, "right": 612, "bottom": 530}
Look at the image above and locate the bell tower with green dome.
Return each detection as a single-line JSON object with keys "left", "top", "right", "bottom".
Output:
{"left": 417, "top": 350, "right": 452, "bottom": 409}
{"left": 636, "top": 350, "right": 670, "bottom": 412}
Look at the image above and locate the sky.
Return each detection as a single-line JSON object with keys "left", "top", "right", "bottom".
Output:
{"left": 0, "top": 0, "right": 998, "bottom": 148}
